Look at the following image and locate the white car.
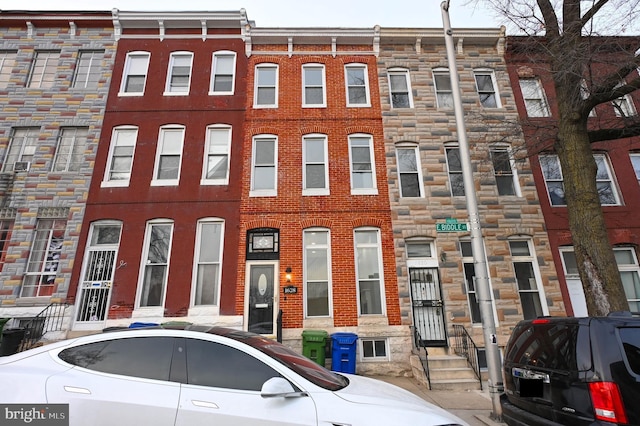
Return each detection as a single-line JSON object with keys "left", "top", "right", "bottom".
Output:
{"left": 0, "top": 325, "right": 468, "bottom": 426}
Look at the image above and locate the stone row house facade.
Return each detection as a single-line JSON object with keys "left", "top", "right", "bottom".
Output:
{"left": 2, "top": 8, "right": 637, "bottom": 376}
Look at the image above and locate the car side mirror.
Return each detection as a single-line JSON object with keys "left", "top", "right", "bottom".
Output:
{"left": 260, "top": 377, "right": 308, "bottom": 398}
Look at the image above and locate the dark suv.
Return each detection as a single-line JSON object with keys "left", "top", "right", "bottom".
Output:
{"left": 501, "top": 312, "right": 640, "bottom": 426}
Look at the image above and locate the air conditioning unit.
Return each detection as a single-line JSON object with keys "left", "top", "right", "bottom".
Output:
{"left": 13, "top": 161, "right": 30, "bottom": 172}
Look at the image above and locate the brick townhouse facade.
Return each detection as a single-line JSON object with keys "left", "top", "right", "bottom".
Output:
{"left": 376, "top": 27, "right": 565, "bottom": 362}
{"left": 0, "top": 11, "right": 116, "bottom": 329}
{"left": 506, "top": 36, "right": 640, "bottom": 316}
{"left": 65, "top": 10, "right": 250, "bottom": 331}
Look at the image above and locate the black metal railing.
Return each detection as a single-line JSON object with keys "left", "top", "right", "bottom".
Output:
{"left": 411, "top": 326, "right": 431, "bottom": 390}
{"left": 452, "top": 324, "right": 482, "bottom": 390}
{"left": 17, "top": 302, "right": 68, "bottom": 352}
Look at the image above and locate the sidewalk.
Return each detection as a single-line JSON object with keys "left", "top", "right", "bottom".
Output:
{"left": 370, "top": 376, "right": 505, "bottom": 426}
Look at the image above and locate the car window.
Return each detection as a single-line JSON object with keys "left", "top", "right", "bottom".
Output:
{"left": 505, "top": 323, "right": 580, "bottom": 371}
{"left": 185, "top": 338, "right": 281, "bottom": 391}
{"left": 619, "top": 327, "right": 640, "bottom": 375}
{"left": 58, "top": 337, "right": 175, "bottom": 381}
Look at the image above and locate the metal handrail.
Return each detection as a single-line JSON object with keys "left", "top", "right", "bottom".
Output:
{"left": 411, "top": 326, "right": 431, "bottom": 390}
{"left": 452, "top": 324, "right": 482, "bottom": 390}
{"left": 17, "top": 302, "right": 68, "bottom": 352}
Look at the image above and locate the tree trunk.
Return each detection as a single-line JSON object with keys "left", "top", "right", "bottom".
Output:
{"left": 554, "top": 107, "right": 630, "bottom": 316}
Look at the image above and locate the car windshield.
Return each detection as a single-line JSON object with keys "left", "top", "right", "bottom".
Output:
{"left": 216, "top": 328, "right": 349, "bottom": 391}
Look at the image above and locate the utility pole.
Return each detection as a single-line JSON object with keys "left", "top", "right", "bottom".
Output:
{"left": 441, "top": 1, "right": 503, "bottom": 420}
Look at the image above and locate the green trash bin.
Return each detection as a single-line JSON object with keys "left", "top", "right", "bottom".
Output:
{"left": 302, "top": 330, "right": 328, "bottom": 366}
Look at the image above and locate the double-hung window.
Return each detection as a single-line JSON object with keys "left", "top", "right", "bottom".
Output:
{"left": 388, "top": 68, "right": 413, "bottom": 108}
{"left": 28, "top": 51, "right": 59, "bottom": 88}
{"left": 349, "top": 134, "right": 377, "bottom": 195}
{"left": 433, "top": 68, "right": 453, "bottom": 108}
{"left": 250, "top": 135, "right": 277, "bottom": 196}
{"left": 396, "top": 144, "right": 423, "bottom": 197}
{"left": 461, "top": 241, "right": 482, "bottom": 324}
{"left": 152, "top": 126, "right": 184, "bottom": 186}
{"left": 345, "top": 63, "right": 370, "bottom": 106}
{"left": 103, "top": 126, "right": 138, "bottom": 187}
{"left": 53, "top": 127, "right": 88, "bottom": 172}
{"left": 210, "top": 51, "right": 236, "bottom": 95}
{"left": 137, "top": 220, "right": 173, "bottom": 308}
{"left": 491, "top": 147, "right": 519, "bottom": 196}
{"left": 0, "top": 219, "right": 14, "bottom": 271}
{"left": 192, "top": 219, "right": 224, "bottom": 307}
{"left": 445, "top": 146, "right": 464, "bottom": 196}
{"left": 302, "top": 64, "right": 326, "bottom": 107}
{"left": 202, "top": 125, "right": 231, "bottom": 185}
{"left": 630, "top": 153, "right": 640, "bottom": 186}
{"left": 540, "top": 153, "right": 620, "bottom": 206}
{"left": 165, "top": 52, "right": 192, "bottom": 94}
{"left": 2, "top": 127, "right": 39, "bottom": 173}
{"left": 304, "top": 228, "right": 331, "bottom": 317}
{"left": 303, "top": 134, "right": 329, "bottom": 195}
{"left": 119, "top": 52, "right": 150, "bottom": 95}
{"left": 519, "top": 77, "right": 550, "bottom": 117}
{"left": 510, "top": 239, "right": 546, "bottom": 319}
{"left": 612, "top": 81, "right": 637, "bottom": 117}
{"left": 474, "top": 69, "right": 501, "bottom": 108}
{"left": 0, "top": 51, "right": 17, "bottom": 88}
{"left": 355, "top": 228, "right": 384, "bottom": 315}
{"left": 72, "top": 50, "right": 104, "bottom": 89}
{"left": 254, "top": 64, "right": 278, "bottom": 107}
{"left": 22, "top": 218, "right": 66, "bottom": 298}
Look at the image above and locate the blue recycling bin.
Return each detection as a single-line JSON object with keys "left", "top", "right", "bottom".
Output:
{"left": 331, "top": 332, "right": 358, "bottom": 374}
{"left": 128, "top": 322, "right": 159, "bottom": 328}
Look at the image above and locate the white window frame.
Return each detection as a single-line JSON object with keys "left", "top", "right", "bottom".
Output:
{"left": 303, "top": 228, "right": 332, "bottom": 318}
{"left": 354, "top": 227, "right": 385, "bottom": 316}
{"left": 102, "top": 126, "right": 138, "bottom": 188}
{"left": 630, "top": 153, "right": 640, "bottom": 186}
{"left": 253, "top": 63, "right": 278, "bottom": 108}
{"left": 612, "top": 82, "right": 637, "bottom": 117}
{"left": 119, "top": 51, "right": 150, "bottom": 96}
{"left": 250, "top": 135, "right": 278, "bottom": 197}
{"left": 201, "top": 125, "right": 231, "bottom": 185}
{"left": 539, "top": 154, "right": 565, "bottom": 206}
{"left": 559, "top": 247, "right": 588, "bottom": 317}
{"left": 614, "top": 247, "right": 640, "bottom": 313}
{"left": 509, "top": 238, "right": 548, "bottom": 319}
{"left": 345, "top": 63, "right": 370, "bottom": 107}
{"left": 151, "top": 125, "right": 185, "bottom": 186}
{"left": 53, "top": 127, "right": 88, "bottom": 172}
{"left": 388, "top": 68, "right": 413, "bottom": 108}
{"left": 348, "top": 134, "right": 377, "bottom": 195}
{"left": 519, "top": 77, "right": 550, "bottom": 117}
{"left": 28, "top": 51, "right": 59, "bottom": 89}
{"left": 360, "top": 338, "right": 389, "bottom": 361}
{"left": 190, "top": 218, "right": 224, "bottom": 311}
{"left": 210, "top": 51, "right": 236, "bottom": 95}
{"left": 303, "top": 134, "right": 329, "bottom": 196}
{"left": 21, "top": 218, "right": 66, "bottom": 298}
{"left": 474, "top": 69, "right": 502, "bottom": 108}
{"left": 0, "top": 51, "right": 17, "bottom": 88}
{"left": 491, "top": 146, "right": 521, "bottom": 196}
{"left": 302, "top": 63, "right": 326, "bottom": 107}
{"left": 395, "top": 143, "right": 424, "bottom": 198}
{"left": 460, "top": 240, "right": 482, "bottom": 324}
{"left": 433, "top": 68, "right": 453, "bottom": 109}
{"left": 1, "top": 127, "right": 39, "bottom": 173}
{"left": 164, "top": 51, "right": 193, "bottom": 95}
{"left": 72, "top": 50, "right": 104, "bottom": 89}
{"left": 540, "top": 153, "right": 620, "bottom": 206}
{"left": 445, "top": 145, "right": 465, "bottom": 196}
{"left": 135, "top": 220, "right": 173, "bottom": 312}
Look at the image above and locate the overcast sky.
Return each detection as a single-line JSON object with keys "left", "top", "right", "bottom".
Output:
{"left": 0, "top": 0, "right": 502, "bottom": 28}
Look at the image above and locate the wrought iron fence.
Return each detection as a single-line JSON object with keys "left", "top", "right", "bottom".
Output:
{"left": 17, "top": 302, "right": 68, "bottom": 352}
{"left": 411, "top": 325, "right": 431, "bottom": 390}
{"left": 452, "top": 324, "right": 482, "bottom": 390}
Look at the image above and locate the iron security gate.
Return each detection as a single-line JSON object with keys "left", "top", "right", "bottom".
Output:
{"left": 76, "top": 249, "right": 115, "bottom": 323}
{"left": 410, "top": 267, "right": 447, "bottom": 347}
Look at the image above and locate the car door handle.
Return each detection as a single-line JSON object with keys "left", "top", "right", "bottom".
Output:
{"left": 64, "top": 386, "right": 91, "bottom": 394}
{"left": 191, "top": 400, "right": 219, "bottom": 409}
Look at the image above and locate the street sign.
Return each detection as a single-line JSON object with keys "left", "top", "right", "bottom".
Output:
{"left": 436, "top": 218, "right": 469, "bottom": 232}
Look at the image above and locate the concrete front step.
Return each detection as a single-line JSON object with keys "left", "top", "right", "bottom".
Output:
{"left": 410, "top": 353, "right": 482, "bottom": 391}
{"left": 429, "top": 366, "right": 479, "bottom": 381}
{"left": 429, "top": 377, "right": 483, "bottom": 391}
